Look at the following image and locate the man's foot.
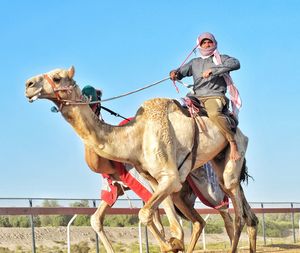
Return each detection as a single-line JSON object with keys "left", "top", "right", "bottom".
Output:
{"left": 229, "top": 141, "right": 241, "bottom": 161}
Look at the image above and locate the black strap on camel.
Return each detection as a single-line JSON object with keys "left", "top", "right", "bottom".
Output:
{"left": 100, "top": 105, "right": 129, "bottom": 121}
{"left": 177, "top": 118, "right": 199, "bottom": 171}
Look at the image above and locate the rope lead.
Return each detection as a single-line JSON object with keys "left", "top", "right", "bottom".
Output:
{"left": 101, "top": 77, "right": 170, "bottom": 102}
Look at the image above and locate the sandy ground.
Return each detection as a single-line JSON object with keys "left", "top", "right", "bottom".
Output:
{"left": 0, "top": 226, "right": 300, "bottom": 252}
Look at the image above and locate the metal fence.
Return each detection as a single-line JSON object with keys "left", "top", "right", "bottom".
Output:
{"left": 0, "top": 198, "right": 299, "bottom": 252}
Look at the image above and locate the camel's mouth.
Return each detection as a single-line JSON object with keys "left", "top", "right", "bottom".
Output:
{"left": 25, "top": 87, "right": 42, "bottom": 103}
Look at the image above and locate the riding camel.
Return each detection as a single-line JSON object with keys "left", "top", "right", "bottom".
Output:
{"left": 25, "top": 66, "right": 258, "bottom": 253}
{"left": 82, "top": 90, "right": 234, "bottom": 252}
{"left": 86, "top": 147, "right": 234, "bottom": 252}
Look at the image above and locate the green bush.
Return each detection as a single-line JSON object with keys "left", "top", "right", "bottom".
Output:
{"left": 0, "top": 216, "right": 10, "bottom": 227}
{"left": 38, "top": 199, "right": 72, "bottom": 227}
{"left": 205, "top": 218, "right": 224, "bottom": 234}
{"left": 8, "top": 216, "right": 30, "bottom": 227}
{"left": 257, "top": 217, "right": 291, "bottom": 237}
{"left": 104, "top": 215, "right": 139, "bottom": 227}
{"left": 70, "top": 200, "right": 91, "bottom": 226}
{"left": 74, "top": 215, "right": 90, "bottom": 226}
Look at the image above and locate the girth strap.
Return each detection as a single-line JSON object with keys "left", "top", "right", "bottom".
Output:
{"left": 178, "top": 118, "right": 199, "bottom": 172}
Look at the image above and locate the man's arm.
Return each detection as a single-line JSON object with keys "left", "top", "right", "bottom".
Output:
{"left": 210, "top": 55, "right": 240, "bottom": 76}
{"left": 170, "top": 59, "right": 194, "bottom": 80}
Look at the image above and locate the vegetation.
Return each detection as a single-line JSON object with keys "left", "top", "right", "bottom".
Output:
{"left": 0, "top": 204, "right": 299, "bottom": 239}
{"left": 257, "top": 213, "right": 298, "bottom": 237}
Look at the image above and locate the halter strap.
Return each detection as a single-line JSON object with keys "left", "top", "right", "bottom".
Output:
{"left": 43, "top": 74, "right": 62, "bottom": 101}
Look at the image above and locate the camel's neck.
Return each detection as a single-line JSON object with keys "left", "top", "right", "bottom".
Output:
{"left": 61, "top": 105, "right": 140, "bottom": 164}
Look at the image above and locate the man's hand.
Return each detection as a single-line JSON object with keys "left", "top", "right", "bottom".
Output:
{"left": 169, "top": 70, "right": 178, "bottom": 81}
{"left": 202, "top": 69, "right": 212, "bottom": 78}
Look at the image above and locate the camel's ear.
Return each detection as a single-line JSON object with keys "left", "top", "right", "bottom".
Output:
{"left": 68, "top": 66, "right": 75, "bottom": 79}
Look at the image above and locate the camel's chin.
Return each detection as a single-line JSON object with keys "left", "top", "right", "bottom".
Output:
{"left": 28, "top": 94, "right": 40, "bottom": 103}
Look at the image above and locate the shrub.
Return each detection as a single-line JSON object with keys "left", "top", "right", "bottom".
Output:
{"left": 205, "top": 219, "right": 224, "bottom": 234}
{"left": 8, "top": 216, "right": 30, "bottom": 227}
{"left": 0, "top": 216, "right": 10, "bottom": 227}
{"left": 104, "top": 215, "right": 139, "bottom": 227}
{"left": 257, "top": 217, "right": 291, "bottom": 237}
{"left": 74, "top": 215, "right": 90, "bottom": 226}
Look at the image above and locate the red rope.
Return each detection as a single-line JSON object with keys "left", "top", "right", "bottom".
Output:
{"left": 179, "top": 43, "right": 199, "bottom": 68}
{"left": 171, "top": 42, "right": 200, "bottom": 93}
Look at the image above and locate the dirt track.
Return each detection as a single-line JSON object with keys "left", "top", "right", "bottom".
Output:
{"left": 0, "top": 226, "right": 299, "bottom": 252}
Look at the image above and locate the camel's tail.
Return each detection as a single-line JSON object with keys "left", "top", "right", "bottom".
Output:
{"left": 239, "top": 158, "right": 254, "bottom": 185}
{"left": 239, "top": 158, "right": 259, "bottom": 227}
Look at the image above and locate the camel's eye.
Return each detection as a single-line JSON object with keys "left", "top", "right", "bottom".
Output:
{"left": 53, "top": 76, "right": 61, "bottom": 83}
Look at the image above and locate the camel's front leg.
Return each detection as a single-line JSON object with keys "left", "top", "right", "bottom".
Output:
{"left": 153, "top": 209, "right": 165, "bottom": 238}
{"left": 146, "top": 176, "right": 184, "bottom": 243}
{"left": 91, "top": 200, "right": 115, "bottom": 253}
{"left": 139, "top": 172, "right": 184, "bottom": 252}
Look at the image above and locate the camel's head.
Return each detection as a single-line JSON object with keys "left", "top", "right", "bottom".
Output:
{"left": 25, "top": 66, "right": 78, "bottom": 103}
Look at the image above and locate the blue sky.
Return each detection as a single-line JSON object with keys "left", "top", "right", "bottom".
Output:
{"left": 0, "top": 1, "right": 299, "bottom": 203}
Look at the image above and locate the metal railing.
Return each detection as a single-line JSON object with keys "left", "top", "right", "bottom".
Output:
{"left": 0, "top": 198, "right": 299, "bottom": 252}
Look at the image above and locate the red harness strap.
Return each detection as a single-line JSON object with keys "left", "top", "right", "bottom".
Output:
{"left": 43, "top": 74, "right": 62, "bottom": 101}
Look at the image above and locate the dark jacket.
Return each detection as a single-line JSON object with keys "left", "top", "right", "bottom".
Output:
{"left": 176, "top": 54, "right": 240, "bottom": 97}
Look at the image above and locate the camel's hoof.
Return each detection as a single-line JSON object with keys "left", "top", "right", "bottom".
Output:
{"left": 169, "top": 237, "right": 184, "bottom": 252}
{"left": 138, "top": 207, "right": 153, "bottom": 225}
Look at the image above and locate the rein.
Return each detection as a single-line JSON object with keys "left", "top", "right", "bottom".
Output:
{"left": 47, "top": 76, "right": 170, "bottom": 106}
{"left": 44, "top": 73, "right": 136, "bottom": 120}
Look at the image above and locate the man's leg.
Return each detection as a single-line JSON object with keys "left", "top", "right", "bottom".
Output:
{"left": 203, "top": 98, "right": 241, "bottom": 161}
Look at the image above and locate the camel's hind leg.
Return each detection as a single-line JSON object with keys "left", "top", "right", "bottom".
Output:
{"left": 212, "top": 155, "right": 246, "bottom": 252}
{"left": 91, "top": 200, "right": 115, "bottom": 253}
{"left": 218, "top": 209, "right": 234, "bottom": 243}
{"left": 172, "top": 191, "right": 206, "bottom": 253}
{"left": 212, "top": 157, "right": 258, "bottom": 253}
{"left": 240, "top": 185, "right": 258, "bottom": 253}
{"left": 224, "top": 184, "right": 246, "bottom": 253}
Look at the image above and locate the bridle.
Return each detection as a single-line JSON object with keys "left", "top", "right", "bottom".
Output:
{"left": 43, "top": 73, "right": 90, "bottom": 111}
{"left": 43, "top": 73, "right": 127, "bottom": 120}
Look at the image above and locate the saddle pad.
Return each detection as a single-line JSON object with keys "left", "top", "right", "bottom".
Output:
{"left": 187, "top": 162, "right": 229, "bottom": 210}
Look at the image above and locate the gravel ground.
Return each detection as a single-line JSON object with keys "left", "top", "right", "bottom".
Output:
{"left": 0, "top": 226, "right": 299, "bottom": 252}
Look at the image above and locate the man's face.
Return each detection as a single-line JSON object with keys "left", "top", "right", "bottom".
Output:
{"left": 200, "top": 39, "right": 214, "bottom": 49}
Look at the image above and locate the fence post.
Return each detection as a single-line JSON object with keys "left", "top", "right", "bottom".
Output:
{"left": 67, "top": 214, "right": 77, "bottom": 253}
{"left": 261, "top": 203, "right": 266, "bottom": 246}
{"left": 29, "top": 199, "right": 36, "bottom": 253}
{"left": 93, "top": 200, "right": 100, "bottom": 253}
{"left": 202, "top": 214, "right": 210, "bottom": 250}
{"left": 141, "top": 201, "right": 150, "bottom": 253}
{"left": 299, "top": 219, "right": 300, "bottom": 241}
{"left": 145, "top": 224, "right": 149, "bottom": 253}
{"left": 291, "top": 203, "right": 296, "bottom": 243}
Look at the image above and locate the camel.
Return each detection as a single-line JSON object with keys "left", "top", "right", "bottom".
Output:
{"left": 86, "top": 145, "right": 234, "bottom": 252}
{"left": 84, "top": 98, "right": 234, "bottom": 252}
{"left": 25, "top": 66, "right": 258, "bottom": 253}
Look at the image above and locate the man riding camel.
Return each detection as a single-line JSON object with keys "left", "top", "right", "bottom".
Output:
{"left": 170, "top": 32, "right": 241, "bottom": 161}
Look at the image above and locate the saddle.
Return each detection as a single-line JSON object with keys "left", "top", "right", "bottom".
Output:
{"left": 182, "top": 96, "right": 238, "bottom": 132}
